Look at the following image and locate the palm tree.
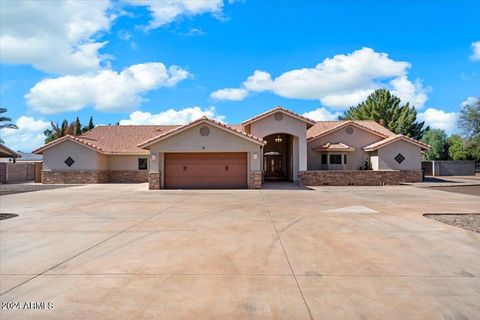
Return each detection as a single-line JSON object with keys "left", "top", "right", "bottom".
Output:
{"left": 0, "top": 108, "right": 18, "bottom": 143}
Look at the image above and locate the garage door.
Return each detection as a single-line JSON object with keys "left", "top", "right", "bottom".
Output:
{"left": 164, "top": 153, "right": 247, "bottom": 189}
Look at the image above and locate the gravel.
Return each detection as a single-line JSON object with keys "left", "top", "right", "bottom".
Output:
{"left": 425, "top": 214, "right": 480, "bottom": 233}
{"left": 0, "top": 183, "right": 79, "bottom": 195}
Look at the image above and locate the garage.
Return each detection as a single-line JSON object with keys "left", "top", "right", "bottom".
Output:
{"left": 164, "top": 152, "right": 248, "bottom": 189}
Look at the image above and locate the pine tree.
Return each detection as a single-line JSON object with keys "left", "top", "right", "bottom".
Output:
{"left": 73, "top": 117, "right": 82, "bottom": 136}
{"left": 88, "top": 116, "right": 94, "bottom": 130}
{"left": 339, "top": 89, "right": 428, "bottom": 140}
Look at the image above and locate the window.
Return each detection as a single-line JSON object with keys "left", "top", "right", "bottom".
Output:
{"left": 64, "top": 157, "right": 75, "bottom": 167}
{"left": 138, "top": 158, "right": 148, "bottom": 170}
{"left": 329, "top": 154, "right": 342, "bottom": 164}
{"left": 321, "top": 154, "right": 327, "bottom": 165}
{"left": 394, "top": 153, "right": 405, "bottom": 164}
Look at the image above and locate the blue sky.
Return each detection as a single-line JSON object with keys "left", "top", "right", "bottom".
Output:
{"left": 1, "top": 0, "right": 479, "bottom": 151}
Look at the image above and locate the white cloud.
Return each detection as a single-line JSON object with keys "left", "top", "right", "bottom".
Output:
{"left": 462, "top": 96, "right": 478, "bottom": 106}
{"left": 302, "top": 108, "right": 342, "bottom": 121}
{"left": 418, "top": 108, "right": 459, "bottom": 134}
{"left": 243, "top": 70, "right": 274, "bottom": 91}
{"left": 126, "top": 0, "right": 224, "bottom": 30}
{"left": 26, "top": 62, "right": 190, "bottom": 114}
{"left": 1, "top": 116, "right": 50, "bottom": 152}
{"left": 471, "top": 41, "right": 480, "bottom": 61}
{"left": 212, "top": 47, "right": 429, "bottom": 109}
{"left": 0, "top": 0, "right": 114, "bottom": 74}
{"left": 119, "top": 106, "right": 225, "bottom": 125}
{"left": 210, "top": 88, "right": 248, "bottom": 101}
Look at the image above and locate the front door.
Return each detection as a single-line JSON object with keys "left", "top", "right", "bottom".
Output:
{"left": 264, "top": 153, "right": 283, "bottom": 178}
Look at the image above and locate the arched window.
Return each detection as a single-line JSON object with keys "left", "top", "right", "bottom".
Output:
{"left": 264, "top": 151, "right": 282, "bottom": 156}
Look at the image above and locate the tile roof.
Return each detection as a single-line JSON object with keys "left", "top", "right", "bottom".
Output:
{"left": 33, "top": 125, "right": 180, "bottom": 154}
{"left": 307, "top": 120, "right": 395, "bottom": 141}
{"left": 138, "top": 116, "right": 266, "bottom": 148}
{"left": 363, "top": 134, "right": 430, "bottom": 151}
{"left": 0, "top": 143, "right": 20, "bottom": 158}
{"left": 242, "top": 106, "right": 316, "bottom": 127}
{"left": 16, "top": 152, "right": 43, "bottom": 162}
{"left": 313, "top": 142, "right": 356, "bottom": 152}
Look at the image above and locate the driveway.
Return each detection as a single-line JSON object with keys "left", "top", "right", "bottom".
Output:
{"left": 0, "top": 184, "right": 479, "bottom": 319}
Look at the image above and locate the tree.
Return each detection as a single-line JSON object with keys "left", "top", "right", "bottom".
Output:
{"left": 44, "top": 116, "right": 94, "bottom": 143}
{"left": 82, "top": 116, "right": 94, "bottom": 133}
{"left": 421, "top": 129, "right": 448, "bottom": 160}
{"left": 73, "top": 117, "right": 82, "bottom": 136}
{"left": 0, "top": 108, "right": 18, "bottom": 143}
{"left": 458, "top": 97, "right": 480, "bottom": 140}
{"left": 447, "top": 135, "right": 468, "bottom": 160}
{"left": 465, "top": 138, "right": 480, "bottom": 161}
{"left": 339, "top": 89, "right": 428, "bottom": 139}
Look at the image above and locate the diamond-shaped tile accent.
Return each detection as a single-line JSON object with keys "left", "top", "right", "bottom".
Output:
{"left": 64, "top": 156, "right": 75, "bottom": 167}
{"left": 394, "top": 153, "right": 405, "bottom": 164}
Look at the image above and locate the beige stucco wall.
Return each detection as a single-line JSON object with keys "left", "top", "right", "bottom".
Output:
{"left": 108, "top": 155, "right": 148, "bottom": 171}
{"left": 249, "top": 112, "right": 308, "bottom": 180}
{"left": 43, "top": 140, "right": 103, "bottom": 171}
{"left": 307, "top": 125, "right": 384, "bottom": 170}
{"left": 147, "top": 122, "right": 263, "bottom": 186}
{"left": 376, "top": 140, "right": 422, "bottom": 171}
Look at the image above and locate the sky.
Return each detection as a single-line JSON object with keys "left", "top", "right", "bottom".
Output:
{"left": 0, "top": 0, "right": 479, "bottom": 152}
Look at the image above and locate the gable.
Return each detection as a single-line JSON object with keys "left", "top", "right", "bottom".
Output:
{"left": 308, "top": 123, "right": 385, "bottom": 149}
{"left": 146, "top": 122, "right": 264, "bottom": 152}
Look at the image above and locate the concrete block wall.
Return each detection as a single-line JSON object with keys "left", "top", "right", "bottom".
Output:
{"left": 423, "top": 160, "right": 476, "bottom": 176}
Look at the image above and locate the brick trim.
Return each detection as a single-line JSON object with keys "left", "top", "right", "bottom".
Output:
{"left": 149, "top": 172, "right": 161, "bottom": 190}
{"left": 298, "top": 170, "right": 422, "bottom": 186}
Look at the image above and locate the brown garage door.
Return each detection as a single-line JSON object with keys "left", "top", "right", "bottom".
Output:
{"left": 164, "top": 153, "right": 247, "bottom": 189}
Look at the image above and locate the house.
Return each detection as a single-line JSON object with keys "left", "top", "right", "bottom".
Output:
{"left": 33, "top": 107, "right": 429, "bottom": 188}
{"left": 0, "top": 146, "right": 43, "bottom": 183}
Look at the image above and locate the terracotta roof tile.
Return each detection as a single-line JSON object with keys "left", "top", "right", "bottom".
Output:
{"left": 313, "top": 142, "right": 356, "bottom": 152}
{"left": 307, "top": 120, "right": 395, "bottom": 140}
{"left": 242, "top": 106, "right": 316, "bottom": 127}
{"left": 363, "top": 134, "right": 430, "bottom": 151}
{"left": 33, "top": 125, "right": 179, "bottom": 154}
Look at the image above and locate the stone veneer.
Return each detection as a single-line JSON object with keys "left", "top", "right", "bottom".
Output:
{"left": 42, "top": 170, "right": 109, "bottom": 184}
{"left": 249, "top": 171, "right": 263, "bottom": 189}
{"left": 149, "top": 172, "right": 161, "bottom": 190}
{"left": 298, "top": 170, "right": 422, "bottom": 186}
{"left": 108, "top": 170, "right": 148, "bottom": 183}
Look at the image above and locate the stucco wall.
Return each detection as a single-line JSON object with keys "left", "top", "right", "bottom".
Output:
{"left": 377, "top": 140, "right": 422, "bottom": 171}
{"left": 43, "top": 140, "right": 100, "bottom": 171}
{"left": 425, "top": 160, "right": 476, "bottom": 176}
{"left": 307, "top": 125, "right": 383, "bottom": 170}
{"left": 108, "top": 155, "right": 149, "bottom": 171}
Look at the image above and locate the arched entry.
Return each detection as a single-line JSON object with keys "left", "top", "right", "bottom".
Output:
{"left": 263, "top": 133, "right": 294, "bottom": 181}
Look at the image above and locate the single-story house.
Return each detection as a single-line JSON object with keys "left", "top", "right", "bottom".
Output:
{"left": 33, "top": 107, "right": 429, "bottom": 188}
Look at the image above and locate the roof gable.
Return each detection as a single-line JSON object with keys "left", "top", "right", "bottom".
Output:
{"left": 363, "top": 134, "right": 430, "bottom": 151}
{"left": 138, "top": 117, "right": 266, "bottom": 149}
{"left": 0, "top": 143, "right": 21, "bottom": 158}
{"left": 242, "top": 106, "right": 316, "bottom": 128}
{"left": 307, "top": 121, "right": 393, "bottom": 142}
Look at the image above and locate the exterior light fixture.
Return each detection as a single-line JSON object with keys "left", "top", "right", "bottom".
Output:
{"left": 275, "top": 134, "right": 283, "bottom": 143}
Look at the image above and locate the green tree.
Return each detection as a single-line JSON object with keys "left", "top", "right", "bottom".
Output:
{"left": 73, "top": 117, "right": 82, "bottom": 136}
{"left": 458, "top": 97, "right": 480, "bottom": 139}
{"left": 44, "top": 116, "right": 94, "bottom": 143}
{"left": 465, "top": 138, "right": 480, "bottom": 161}
{"left": 447, "top": 135, "right": 468, "bottom": 160}
{"left": 339, "top": 89, "right": 428, "bottom": 139}
{"left": 83, "top": 116, "right": 94, "bottom": 133}
{"left": 0, "top": 108, "right": 18, "bottom": 144}
{"left": 421, "top": 129, "right": 448, "bottom": 160}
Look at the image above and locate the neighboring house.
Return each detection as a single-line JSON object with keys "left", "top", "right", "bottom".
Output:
{"left": 0, "top": 148, "right": 43, "bottom": 183}
{"left": 33, "top": 107, "right": 429, "bottom": 188}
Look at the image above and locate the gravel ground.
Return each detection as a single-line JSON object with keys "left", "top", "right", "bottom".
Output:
{"left": 0, "top": 183, "right": 79, "bottom": 195}
{"left": 425, "top": 214, "right": 480, "bottom": 233}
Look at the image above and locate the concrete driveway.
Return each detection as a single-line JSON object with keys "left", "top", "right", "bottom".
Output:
{"left": 0, "top": 184, "right": 479, "bottom": 319}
